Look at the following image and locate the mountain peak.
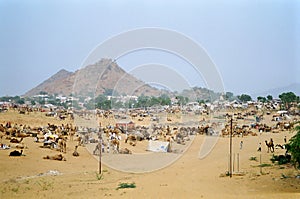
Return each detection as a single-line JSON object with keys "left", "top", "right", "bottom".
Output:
{"left": 57, "top": 69, "right": 70, "bottom": 74}
{"left": 51, "top": 69, "right": 73, "bottom": 79}
{"left": 24, "top": 59, "right": 161, "bottom": 97}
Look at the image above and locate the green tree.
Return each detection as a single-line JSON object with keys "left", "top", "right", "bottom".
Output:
{"left": 237, "top": 94, "right": 252, "bottom": 102}
{"left": 267, "top": 95, "right": 273, "bottom": 101}
{"left": 94, "top": 95, "right": 111, "bottom": 110}
{"left": 103, "top": 89, "right": 117, "bottom": 96}
{"left": 13, "top": 96, "right": 25, "bottom": 104}
{"left": 160, "top": 95, "right": 171, "bottom": 106}
{"left": 279, "top": 92, "right": 297, "bottom": 109}
{"left": 84, "top": 99, "right": 95, "bottom": 110}
{"left": 136, "top": 95, "right": 150, "bottom": 108}
{"left": 38, "top": 98, "right": 45, "bottom": 105}
{"left": 31, "top": 100, "right": 36, "bottom": 106}
{"left": 0, "top": 96, "right": 12, "bottom": 102}
{"left": 257, "top": 96, "right": 267, "bottom": 103}
{"left": 39, "top": 91, "right": 48, "bottom": 95}
{"left": 288, "top": 125, "right": 300, "bottom": 169}
{"left": 71, "top": 100, "right": 81, "bottom": 109}
{"left": 225, "top": 92, "right": 234, "bottom": 101}
{"left": 176, "top": 96, "right": 189, "bottom": 106}
{"left": 111, "top": 98, "right": 124, "bottom": 109}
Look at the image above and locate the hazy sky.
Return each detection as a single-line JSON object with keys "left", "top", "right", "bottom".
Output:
{"left": 0, "top": 0, "right": 299, "bottom": 97}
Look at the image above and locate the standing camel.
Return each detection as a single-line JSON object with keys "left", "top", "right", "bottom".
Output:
{"left": 57, "top": 138, "right": 67, "bottom": 153}
{"left": 265, "top": 138, "right": 274, "bottom": 153}
{"left": 111, "top": 139, "right": 119, "bottom": 153}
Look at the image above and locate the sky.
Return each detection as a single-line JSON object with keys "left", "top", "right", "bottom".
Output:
{"left": 0, "top": 0, "right": 299, "bottom": 97}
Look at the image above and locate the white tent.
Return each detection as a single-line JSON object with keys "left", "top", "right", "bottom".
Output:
{"left": 277, "top": 110, "right": 288, "bottom": 114}
{"left": 147, "top": 140, "right": 170, "bottom": 153}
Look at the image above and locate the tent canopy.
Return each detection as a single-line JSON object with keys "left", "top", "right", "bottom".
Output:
{"left": 147, "top": 140, "right": 170, "bottom": 153}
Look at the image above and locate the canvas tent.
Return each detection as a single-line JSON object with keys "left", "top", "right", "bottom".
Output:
{"left": 147, "top": 140, "right": 170, "bottom": 153}
{"left": 116, "top": 119, "right": 135, "bottom": 131}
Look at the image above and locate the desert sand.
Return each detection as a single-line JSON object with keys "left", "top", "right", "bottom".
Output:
{"left": 0, "top": 110, "right": 299, "bottom": 199}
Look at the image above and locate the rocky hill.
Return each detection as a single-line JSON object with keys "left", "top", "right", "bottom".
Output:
{"left": 24, "top": 58, "right": 162, "bottom": 97}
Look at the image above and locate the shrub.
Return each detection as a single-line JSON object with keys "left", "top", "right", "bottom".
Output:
{"left": 288, "top": 125, "right": 300, "bottom": 168}
{"left": 116, "top": 182, "right": 136, "bottom": 190}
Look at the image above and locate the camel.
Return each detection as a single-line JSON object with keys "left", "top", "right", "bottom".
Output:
{"left": 16, "top": 132, "right": 30, "bottom": 138}
{"left": 9, "top": 150, "right": 23, "bottom": 156}
{"left": 69, "top": 130, "right": 75, "bottom": 141}
{"left": 10, "top": 137, "right": 23, "bottom": 143}
{"left": 125, "top": 134, "right": 137, "bottom": 146}
{"left": 15, "top": 143, "right": 25, "bottom": 149}
{"left": 0, "top": 124, "right": 5, "bottom": 132}
{"left": 57, "top": 138, "right": 67, "bottom": 153}
{"left": 275, "top": 144, "right": 285, "bottom": 149}
{"left": 110, "top": 139, "right": 120, "bottom": 153}
{"left": 265, "top": 139, "right": 274, "bottom": 153}
{"left": 43, "top": 154, "right": 66, "bottom": 161}
{"left": 0, "top": 132, "right": 5, "bottom": 140}
{"left": 72, "top": 146, "right": 79, "bottom": 157}
{"left": 119, "top": 148, "right": 132, "bottom": 154}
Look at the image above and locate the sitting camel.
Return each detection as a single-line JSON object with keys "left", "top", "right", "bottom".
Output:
{"left": 119, "top": 148, "right": 132, "bottom": 154}
{"left": 275, "top": 144, "right": 285, "bottom": 149}
{"left": 125, "top": 134, "right": 137, "bottom": 146}
{"left": 9, "top": 150, "right": 23, "bottom": 156}
{"left": 265, "top": 138, "right": 274, "bottom": 153}
{"left": 10, "top": 137, "right": 23, "bottom": 143}
{"left": 15, "top": 143, "right": 25, "bottom": 149}
{"left": 43, "top": 154, "right": 66, "bottom": 161}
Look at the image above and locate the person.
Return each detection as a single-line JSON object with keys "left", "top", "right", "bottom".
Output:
{"left": 257, "top": 142, "right": 261, "bottom": 152}
{"left": 240, "top": 141, "right": 243, "bottom": 149}
{"left": 284, "top": 136, "right": 287, "bottom": 143}
{"left": 101, "top": 142, "right": 105, "bottom": 153}
{"left": 34, "top": 136, "right": 39, "bottom": 142}
{"left": 107, "top": 142, "right": 110, "bottom": 153}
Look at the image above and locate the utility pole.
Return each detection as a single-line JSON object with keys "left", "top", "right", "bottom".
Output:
{"left": 99, "top": 130, "right": 102, "bottom": 174}
{"left": 229, "top": 117, "right": 233, "bottom": 178}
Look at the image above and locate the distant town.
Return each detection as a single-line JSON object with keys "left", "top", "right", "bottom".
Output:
{"left": 0, "top": 91, "right": 299, "bottom": 116}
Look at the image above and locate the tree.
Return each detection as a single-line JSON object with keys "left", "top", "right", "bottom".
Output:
{"left": 279, "top": 92, "right": 297, "bottom": 109}
{"left": 39, "top": 91, "right": 48, "bottom": 95}
{"left": 225, "top": 92, "right": 234, "bottom": 101}
{"left": 176, "top": 96, "right": 189, "bottom": 106}
{"left": 84, "top": 99, "right": 95, "bottom": 110}
{"left": 267, "top": 95, "right": 273, "bottom": 101}
{"left": 257, "top": 96, "right": 267, "bottom": 103}
{"left": 158, "top": 94, "right": 171, "bottom": 106}
{"left": 0, "top": 96, "right": 12, "bottom": 102}
{"left": 95, "top": 95, "right": 111, "bottom": 110}
{"left": 103, "top": 88, "right": 116, "bottom": 96}
{"left": 237, "top": 94, "right": 252, "bottom": 102}
{"left": 13, "top": 96, "right": 25, "bottom": 104}
{"left": 288, "top": 125, "right": 300, "bottom": 169}
{"left": 136, "top": 95, "right": 150, "bottom": 108}
{"left": 31, "top": 100, "right": 36, "bottom": 106}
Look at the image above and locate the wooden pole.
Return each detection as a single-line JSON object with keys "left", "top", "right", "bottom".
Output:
{"left": 99, "top": 135, "right": 102, "bottom": 174}
{"left": 237, "top": 153, "right": 240, "bottom": 172}
{"left": 233, "top": 153, "right": 235, "bottom": 173}
{"left": 230, "top": 117, "right": 233, "bottom": 178}
{"left": 260, "top": 153, "right": 262, "bottom": 174}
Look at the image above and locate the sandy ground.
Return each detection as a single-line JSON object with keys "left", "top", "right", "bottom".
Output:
{"left": 0, "top": 110, "right": 300, "bottom": 198}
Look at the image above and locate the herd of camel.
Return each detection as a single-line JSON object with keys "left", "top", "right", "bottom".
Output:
{"left": 1, "top": 107, "right": 299, "bottom": 161}
{"left": 1, "top": 122, "right": 80, "bottom": 160}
